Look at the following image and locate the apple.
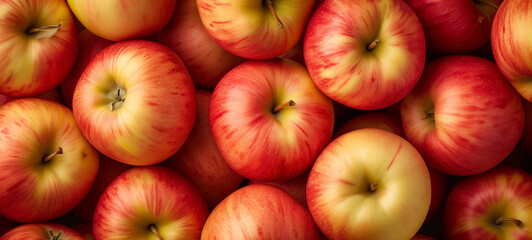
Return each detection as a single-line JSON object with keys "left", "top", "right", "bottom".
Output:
{"left": 307, "top": 128, "right": 431, "bottom": 240}
{"left": 163, "top": 90, "right": 244, "bottom": 210}
{"left": 491, "top": 0, "right": 532, "bottom": 102}
{"left": 196, "top": 0, "right": 315, "bottom": 59}
{"left": 443, "top": 166, "right": 532, "bottom": 239}
{"left": 1, "top": 223, "right": 84, "bottom": 240}
{"left": 0, "top": 94, "right": 15, "bottom": 107}
{"left": 333, "top": 111, "right": 405, "bottom": 139}
{"left": 403, "top": 0, "right": 502, "bottom": 54}
{"left": 521, "top": 99, "right": 532, "bottom": 154}
{"left": 71, "top": 224, "right": 94, "bottom": 240}
{"left": 0, "top": 98, "right": 99, "bottom": 223}
{"left": 73, "top": 153, "right": 132, "bottom": 222}
{"left": 155, "top": 0, "right": 244, "bottom": 90}
{"left": 248, "top": 170, "right": 310, "bottom": 209}
{"left": 61, "top": 29, "right": 114, "bottom": 109}
{"left": 401, "top": 55, "right": 525, "bottom": 176}
{"left": 303, "top": 0, "right": 426, "bottom": 110}
{"left": 201, "top": 184, "right": 322, "bottom": 240}
{"left": 0, "top": 0, "right": 78, "bottom": 97}
{"left": 73, "top": 40, "right": 196, "bottom": 166}
{"left": 209, "top": 58, "right": 334, "bottom": 181}
{"left": 66, "top": 0, "right": 177, "bottom": 41}
{"left": 411, "top": 233, "right": 434, "bottom": 240}
{"left": 93, "top": 166, "right": 209, "bottom": 240}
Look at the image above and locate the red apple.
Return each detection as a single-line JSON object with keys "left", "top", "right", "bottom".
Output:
{"left": 71, "top": 224, "right": 94, "bottom": 240}
{"left": 61, "top": 29, "right": 114, "bottom": 108}
{"left": 163, "top": 90, "right": 244, "bottom": 210}
{"left": 0, "top": 0, "right": 78, "bottom": 97}
{"left": 209, "top": 59, "right": 334, "bottom": 181}
{"left": 1, "top": 223, "right": 84, "bottom": 240}
{"left": 333, "top": 111, "right": 405, "bottom": 139}
{"left": 307, "top": 128, "right": 431, "bottom": 240}
{"left": 304, "top": 0, "right": 426, "bottom": 110}
{"left": 201, "top": 184, "right": 322, "bottom": 240}
{"left": 521, "top": 99, "right": 532, "bottom": 154}
{"left": 155, "top": 0, "right": 244, "bottom": 90}
{"left": 443, "top": 167, "right": 532, "bottom": 239}
{"left": 0, "top": 98, "right": 99, "bottom": 223}
{"left": 403, "top": 0, "right": 502, "bottom": 54}
{"left": 401, "top": 55, "right": 525, "bottom": 176}
{"left": 73, "top": 40, "right": 196, "bottom": 166}
{"left": 67, "top": 0, "right": 177, "bottom": 41}
{"left": 93, "top": 166, "right": 209, "bottom": 240}
{"left": 491, "top": 0, "right": 532, "bottom": 102}
{"left": 196, "top": 0, "right": 315, "bottom": 59}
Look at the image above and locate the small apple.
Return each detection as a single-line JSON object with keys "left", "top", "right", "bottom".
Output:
{"left": 0, "top": 223, "right": 84, "bottom": 240}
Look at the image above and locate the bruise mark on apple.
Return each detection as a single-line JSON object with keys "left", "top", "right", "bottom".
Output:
{"left": 386, "top": 142, "right": 402, "bottom": 171}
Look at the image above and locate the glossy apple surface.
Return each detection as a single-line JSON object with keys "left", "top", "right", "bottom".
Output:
{"left": 0, "top": 223, "right": 84, "bottom": 240}
{"left": 401, "top": 55, "right": 525, "bottom": 176}
{"left": 307, "top": 128, "right": 431, "bottom": 240}
{"left": 201, "top": 184, "right": 322, "bottom": 240}
{"left": 209, "top": 58, "right": 334, "bottom": 181}
{"left": 73, "top": 40, "right": 196, "bottom": 166}
{"left": 93, "top": 166, "right": 209, "bottom": 240}
{"left": 0, "top": 0, "right": 78, "bottom": 97}
{"left": 304, "top": 0, "right": 425, "bottom": 110}
{"left": 0, "top": 98, "right": 99, "bottom": 222}
{"left": 443, "top": 167, "right": 532, "bottom": 239}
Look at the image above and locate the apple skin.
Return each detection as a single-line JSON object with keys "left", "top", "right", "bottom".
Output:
{"left": 307, "top": 128, "right": 431, "bottom": 240}
{"left": 491, "top": 0, "right": 532, "bottom": 102}
{"left": 163, "top": 90, "right": 244, "bottom": 210}
{"left": 521, "top": 99, "right": 532, "bottom": 155}
{"left": 209, "top": 58, "right": 334, "bottom": 181}
{"left": 0, "top": 0, "right": 78, "bottom": 97}
{"left": 93, "top": 166, "right": 209, "bottom": 240}
{"left": 66, "top": 0, "right": 177, "bottom": 41}
{"left": 0, "top": 223, "right": 84, "bottom": 240}
{"left": 155, "top": 0, "right": 244, "bottom": 90}
{"left": 401, "top": 55, "right": 525, "bottom": 176}
{"left": 403, "top": 0, "right": 501, "bottom": 54}
{"left": 201, "top": 184, "right": 322, "bottom": 240}
{"left": 0, "top": 98, "right": 99, "bottom": 223}
{"left": 333, "top": 111, "right": 405, "bottom": 139}
{"left": 196, "top": 0, "right": 315, "bottom": 60}
{"left": 303, "top": 0, "right": 426, "bottom": 110}
{"left": 73, "top": 40, "right": 196, "bottom": 166}
{"left": 411, "top": 233, "right": 434, "bottom": 240}
{"left": 443, "top": 167, "right": 532, "bottom": 239}
{"left": 0, "top": 216, "right": 18, "bottom": 237}
{"left": 61, "top": 29, "right": 114, "bottom": 109}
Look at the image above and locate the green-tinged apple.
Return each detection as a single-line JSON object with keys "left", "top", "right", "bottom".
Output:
{"left": 0, "top": 223, "right": 84, "bottom": 240}
{"left": 307, "top": 128, "right": 431, "bottom": 240}
{"left": 403, "top": 0, "right": 502, "bottom": 54}
{"left": 443, "top": 167, "right": 532, "bottom": 239}
{"left": 491, "top": 0, "right": 532, "bottom": 101}
{"left": 67, "top": 0, "right": 176, "bottom": 41}
{"left": 93, "top": 166, "right": 209, "bottom": 240}
{"left": 73, "top": 40, "right": 196, "bottom": 166}
{"left": 0, "top": 0, "right": 78, "bottom": 97}
{"left": 333, "top": 111, "right": 405, "bottom": 139}
{"left": 61, "top": 29, "right": 114, "bottom": 108}
{"left": 304, "top": 0, "right": 426, "bottom": 110}
{"left": 201, "top": 184, "right": 322, "bottom": 240}
{"left": 163, "top": 90, "right": 244, "bottom": 210}
{"left": 155, "top": 0, "right": 244, "bottom": 90}
{"left": 0, "top": 98, "right": 99, "bottom": 223}
{"left": 249, "top": 171, "right": 310, "bottom": 209}
{"left": 196, "top": 0, "right": 315, "bottom": 59}
{"left": 401, "top": 55, "right": 525, "bottom": 176}
{"left": 73, "top": 153, "right": 132, "bottom": 222}
{"left": 209, "top": 58, "right": 334, "bottom": 181}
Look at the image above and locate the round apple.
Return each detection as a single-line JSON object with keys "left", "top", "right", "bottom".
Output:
{"left": 0, "top": 223, "right": 84, "bottom": 240}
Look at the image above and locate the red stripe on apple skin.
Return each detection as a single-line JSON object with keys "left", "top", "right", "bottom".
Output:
{"left": 386, "top": 142, "right": 402, "bottom": 171}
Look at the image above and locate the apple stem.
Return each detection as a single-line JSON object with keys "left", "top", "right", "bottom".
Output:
{"left": 48, "top": 229, "right": 63, "bottom": 240}
{"left": 27, "top": 22, "right": 63, "bottom": 40}
{"left": 110, "top": 88, "right": 126, "bottom": 111}
{"left": 423, "top": 110, "right": 434, "bottom": 120}
{"left": 366, "top": 39, "right": 381, "bottom": 51}
{"left": 43, "top": 147, "right": 63, "bottom": 163}
{"left": 495, "top": 217, "right": 523, "bottom": 227}
{"left": 266, "top": 0, "right": 284, "bottom": 29}
{"left": 369, "top": 183, "right": 378, "bottom": 192}
{"left": 273, "top": 100, "right": 296, "bottom": 113}
{"left": 474, "top": 0, "right": 499, "bottom": 10}
{"left": 148, "top": 224, "right": 164, "bottom": 240}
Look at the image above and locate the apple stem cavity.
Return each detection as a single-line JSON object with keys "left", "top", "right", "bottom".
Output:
{"left": 265, "top": 0, "right": 284, "bottom": 29}
{"left": 273, "top": 100, "right": 296, "bottom": 114}
{"left": 27, "top": 22, "right": 63, "bottom": 40}
{"left": 43, "top": 147, "right": 63, "bottom": 163}
{"left": 148, "top": 224, "right": 164, "bottom": 240}
{"left": 369, "top": 183, "right": 378, "bottom": 192}
{"left": 366, "top": 39, "right": 381, "bottom": 51}
{"left": 495, "top": 217, "right": 523, "bottom": 227}
{"left": 48, "top": 229, "right": 63, "bottom": 240}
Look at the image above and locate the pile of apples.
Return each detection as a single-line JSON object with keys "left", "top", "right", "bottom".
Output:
{"left": 0, "top": 0, "right": 531, "bottom": 239}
